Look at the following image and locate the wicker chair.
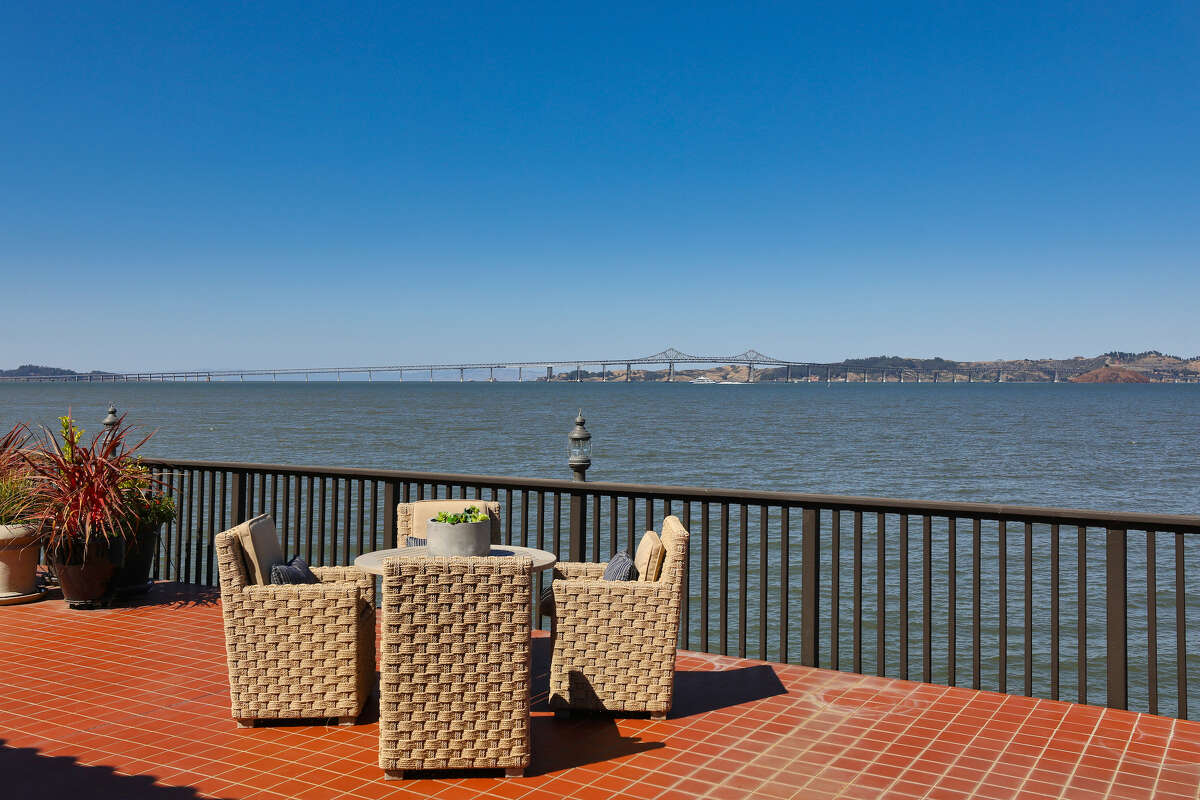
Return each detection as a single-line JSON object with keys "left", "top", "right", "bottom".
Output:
{"left": 396, "top": 499, "right": 502, "bottom": 547}
{"left": 548, "top": 515, "right": 690, "bottom": 719}
{"left": 214, "top": 514, "right": 376, "bottom": 728}
{"left": 379, "top": 555, "right": 532, "bottom": 779}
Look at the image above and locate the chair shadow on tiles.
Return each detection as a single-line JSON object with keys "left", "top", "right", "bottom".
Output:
{"left": 528, "top": 715, "right": 666, "bottom": 776}
{"left": 1, "top": 739, "right": 238, "bottom": 800}
{"left": 112, "top": 582, "right": 221, "bottom": 609}
{"left": 671, "top": 665, "right": 788, "bottom": 717}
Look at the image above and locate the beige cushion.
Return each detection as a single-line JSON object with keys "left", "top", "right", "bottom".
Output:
{"left": 232, "top": 513, "right": 284, "bottom": 585}
{"left": 397, "top": 500, "right": 501, "bottom": 545}
{"left": 634, "top": 530, "right": 666, "bottom": 582}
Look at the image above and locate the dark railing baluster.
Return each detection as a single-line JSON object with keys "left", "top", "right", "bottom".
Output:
{"left": 1177, "top": 532, "right": 1188, "bottom": 719}
{"left": 922, "top": 515, "right": 931, "bottom": 684}
{"left": 948, "top": 517, "right": 956, "bottom": 687}
{"left": 1051, "top": 523, "right": 1060, "bottom": 701}
{"left": 281, "top": 475, "right": 291, "bottom": 553}
{"left": 305, "top": 475, "right": 315, "bottom": 563}
{"left": 183, "top": 470, "right": 194, "bottom": 583}
{"left": 738, "top": 503, "right": 748, "bottom": 659}
{"left": 682, "top": 501, "right": 692, "bottom": 652}
{"left": 1025, "top": 521, "right": 1033, "bottom": 698}
{"left": 899, "top": 513, "right": 908, "bottom": 680}
{"left": 608, "top": 496, "right": 617, "bottom": 556}
{"left": 369, "top": 481, "right": 379, "bottom": 553}
{"left": 205, "top": 470, "right": 217, "bottom": 585}
{"left": 973, "top": 518, "right": 981, "bottom": 690}
{"left": 853, "top": 510, "right": 862, "bottom": 674}
{"left": 505, "top": 489, "right": 514, "bottom": 546}
{"left": 831, "top": 509, "right": 841, "bottom": 670}
{"left": 999, "top": 519, "right": 1007, "bottom": 694}
{"left": 701, "top": 502, "right": 710, "bottom": 653}
{"left": 759, "top": 507, "right": 768, "bottom": 661}
{"left": 876, "top": 513, "right": 886, "bottom": 676}
{"left": 1106, "top": 527, "right": 1128, "bottom": 710}
{"left": 520, "top": 490, "right": 530, "bottom": 549}
{"left": 720, "top": 503, "right": 729, "bottom": 656}
{"left": 801, "top": 507, "right": 818, "bottom": 668}
{"left": 592, "top": 494, "right": 600, "bottom": 563}
{"left": 317, "top": 478, "right": 327, "bottom": 565}
{"left": 333, "top": 479, "right": 344, "bottom": 561}
{"left": 1078, "top": 525, "right": 1088, "bottom": 705}
{"left": 780, "top": 506, "right": 789, "bottom": 664}
{"left": 1147, "top": 530, "right": 1158, "bottom": 716}
{"left": 355, "top": 480, "right": 366, "bottom": 558}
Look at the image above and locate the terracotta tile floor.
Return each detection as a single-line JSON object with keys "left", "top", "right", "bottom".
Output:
{"left": 2, "top": 583, "right": 1198, "bottom": 800}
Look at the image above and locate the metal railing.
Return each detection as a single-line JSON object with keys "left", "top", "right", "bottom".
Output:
{"left": 141, "top": 457, "right": 1200, "bottom": 720}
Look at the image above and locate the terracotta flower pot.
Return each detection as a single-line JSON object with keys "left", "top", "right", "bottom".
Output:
{"left": 51, "top": 536, "right": 124, "bottom": 609}
{"left": 0, "top": 524, "right": 41, "bottom": 604}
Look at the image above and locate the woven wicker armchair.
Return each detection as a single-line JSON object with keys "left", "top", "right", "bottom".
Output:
{"left": 379, "top": 555, "right": 532, "bottom": 779}
{"left": 395, "top": 499, "right": 501, "bottom": 547}
{"left": 548, "top": 515, "right": 690, "bottom": 719}
{"left": 214, "top": 515, "right": 376, "bottom": 728}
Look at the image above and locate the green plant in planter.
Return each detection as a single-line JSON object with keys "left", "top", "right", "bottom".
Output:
{"left": 432, "top": 506, "right": 489, "bottom": 525}
{"left": 0, "top": 423, "right": 37, "bottom": 526}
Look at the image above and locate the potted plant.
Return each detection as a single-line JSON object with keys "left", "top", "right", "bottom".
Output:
{"left": 0, "top": 423, "right": 43, "bottom": 605}
{"left": 425, "top": 505, "right": 492, "bottom": 557}
{"left": 24, "top": 412, "right": 159, "bottom": 608}
{"left": 112, "top": 483, "right": 175, "bottom": 595}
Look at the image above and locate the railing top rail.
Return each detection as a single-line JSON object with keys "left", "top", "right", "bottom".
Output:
{"left": 140, "top": 457, "right": 1200, "bottom": 533}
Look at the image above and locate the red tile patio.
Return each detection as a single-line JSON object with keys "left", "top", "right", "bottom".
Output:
{"left": 1, "top": 583, "right": 1198, "bottom": 800}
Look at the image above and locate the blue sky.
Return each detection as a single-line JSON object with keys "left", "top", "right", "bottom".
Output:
{"left": 3, "top": 2, "right": 1197, "bottom": 370}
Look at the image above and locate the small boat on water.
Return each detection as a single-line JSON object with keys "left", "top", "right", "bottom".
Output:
{"left": 718, "top": 380, "right": 747, "bottom": 385}
{"left": 690, "top": 376, "right": 716, "bottom": 384}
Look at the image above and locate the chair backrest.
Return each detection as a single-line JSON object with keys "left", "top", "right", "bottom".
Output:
{"left": 395, "top": 499, "right": 502, "bottom": 547}
{"left": 658, "top": 515, "right": 690, "bottom": 592}
{"left": 379, "top": 555, "right": 532, "bottom": 770}
{"left": 214, "top": 528, "right": 252, "bottom": 596}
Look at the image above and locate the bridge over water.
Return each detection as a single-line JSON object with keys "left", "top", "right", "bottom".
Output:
{"left": 0, "top": 348, "right": 1123, "bottom": 384}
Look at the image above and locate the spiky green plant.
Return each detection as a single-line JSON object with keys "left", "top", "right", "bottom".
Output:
{"left": 0, "top": 423, "right": 36, "bottom": 525}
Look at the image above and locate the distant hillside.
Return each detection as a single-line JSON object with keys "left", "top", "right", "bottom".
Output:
{"left": 543, "top": 351, "right": 1200, "bottom": 383}
{"left": 0, "top": 364, "right": 112, "bottom": 378}
{"left": 1070, "top": 366, "right": 1151, "bottom": 384}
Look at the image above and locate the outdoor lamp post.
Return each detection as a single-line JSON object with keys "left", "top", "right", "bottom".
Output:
{"left": 568, "top": 410, "right": 591, "bottom": 481}
{"left": 567, "top": 410, "right": 591, "bottom": 561}
{"left": 102, "top": 403, "right": 120, "bottom": 431}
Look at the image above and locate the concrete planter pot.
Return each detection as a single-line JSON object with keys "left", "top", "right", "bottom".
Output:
{"left": 425, "top": 519, "right": 491, "bottom": 557}
{"left": 0, "top": 524, "right": 43, "bottom": 605}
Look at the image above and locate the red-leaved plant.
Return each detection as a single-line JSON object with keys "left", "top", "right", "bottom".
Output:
{"left": 24, "top": 411, "right": 160, "bottom": 561}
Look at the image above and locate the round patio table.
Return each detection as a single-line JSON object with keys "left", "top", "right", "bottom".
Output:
{"left": 353, "top": 544, "right": 557, "bottom": 576}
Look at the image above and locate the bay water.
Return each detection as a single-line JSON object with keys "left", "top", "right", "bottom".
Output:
{"left": 4, "top": 381, "right": 1198, "bottom": 713}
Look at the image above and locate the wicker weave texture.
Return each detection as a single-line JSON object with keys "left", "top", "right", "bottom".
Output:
{"left": 548, "top": 515, "right": 690, "bottom": 715}
{"left": 379, "top": 556, "right": 532, "bottom": 773}
{"left": 215, "top": 527, "right": 376, "bottom": 722}
{"left": 395, "top": 500, "right": 501, "bottom": 548}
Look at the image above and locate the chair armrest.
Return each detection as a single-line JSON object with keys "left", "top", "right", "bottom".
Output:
{"left": 552, "top": 578, "right": 674, "bottom": 618}
{"left": 311, "top": 566, "right": 376, "bottom": 606}
{"left": 240, "top": 582, "right": 361, "bottom": 614}
{"left": 553, "top": 561, "right": 607, "bottom": 581}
